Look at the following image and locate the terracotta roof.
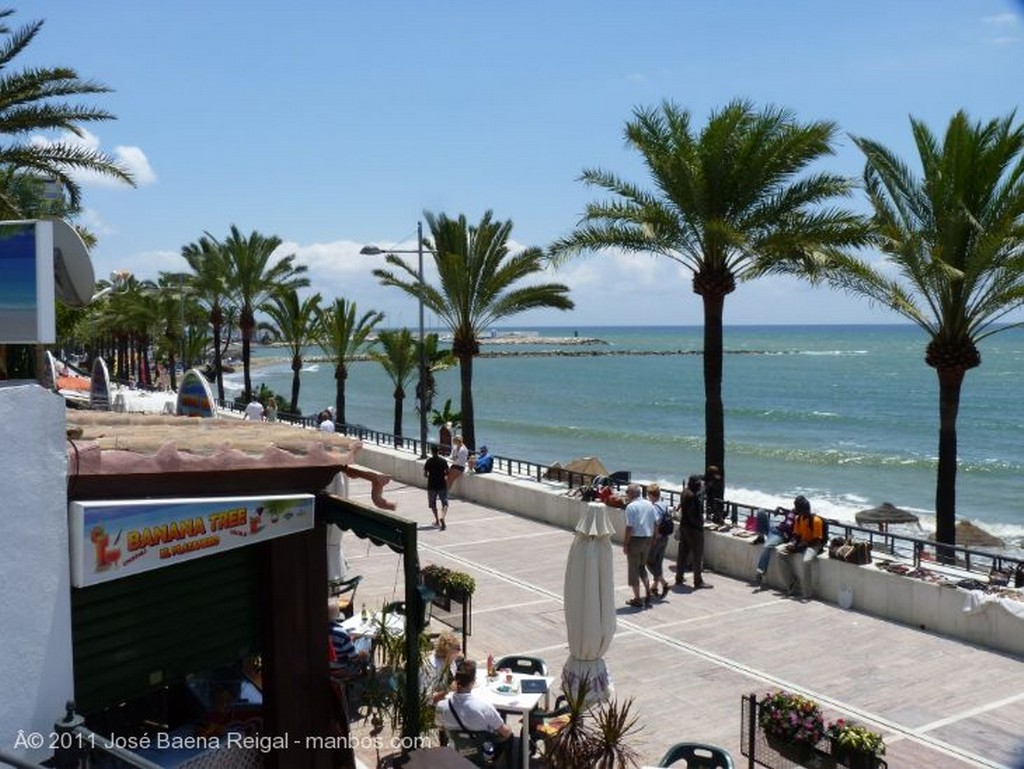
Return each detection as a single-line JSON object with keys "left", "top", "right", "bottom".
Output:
{"left": 66, "top": 411, "right": 365, "bottom": 499}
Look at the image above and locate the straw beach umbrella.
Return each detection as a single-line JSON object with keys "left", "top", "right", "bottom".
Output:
{"left": 952, "top": 521, "right": 1005, "bottom": 548}
{"left": 855, "top": 502, "right": 920, "bottom": 532}
{"left": 562, "top": 502, "right": 616, "bottom": 703}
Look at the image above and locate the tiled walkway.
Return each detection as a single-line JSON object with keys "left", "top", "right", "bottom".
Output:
{"left": 343, "top": 479, "right": 1024, "bottom": 768}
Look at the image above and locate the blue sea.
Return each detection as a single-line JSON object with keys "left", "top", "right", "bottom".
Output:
{"left": 230, "top": 325, "right": 1024, "bottom": 547}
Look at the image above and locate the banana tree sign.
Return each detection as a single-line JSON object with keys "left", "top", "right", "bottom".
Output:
{"left": 69, "top": 494, "right": 313, "bottom": 587}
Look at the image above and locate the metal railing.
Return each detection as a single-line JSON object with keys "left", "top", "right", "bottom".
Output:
{"left": 210, "top": 411, "right": 1024, "bottom": 580}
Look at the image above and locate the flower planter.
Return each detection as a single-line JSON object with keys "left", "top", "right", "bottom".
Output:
{"left": 831, "top": 741, "right": 881, "bottom": 769}
{"left": 766, "top": 732, "right": 815, "bottom": 764}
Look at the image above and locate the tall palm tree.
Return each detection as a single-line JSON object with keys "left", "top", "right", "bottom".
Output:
{"left": 550, "top": 100, "right": 869, "bottom": 495}
{"left": 374, "top": 210, "right": 573, "bottom": 449}
{"left": 370, "top": 328, "right": 418, "bottom": 446}
{"left": 0, "top": 8, "right": 134, "bottom": 217}
{"left": 261, "top": 289, "right": 322, "bottom": 413}
{"left": 220, "top": 225, "right": 309, "bottom": 402}
{"left": 182, "top": 235, "right": 232, "bottom": 403}
{"left": 826, "top": 111, "right": 1024, "bottom": 547}
{"left": 315, "top": 298, "right": 383, "bottom": 426}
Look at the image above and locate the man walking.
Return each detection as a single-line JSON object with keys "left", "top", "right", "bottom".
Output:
{"left": 424, "top": 444, "right": 449, "bottom": 530}
{"left": 622, "top": 484, "right": 658, "bottom": 607}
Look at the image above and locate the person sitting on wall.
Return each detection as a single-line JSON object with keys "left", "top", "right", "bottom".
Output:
{"left": 753, "top": 505, "right": 798, "bottom": 589}
{"left": 471, "top": 445, "right": 494, "bottom": 474}
{"left": 776, "top": 495, "right": 824, "bottom": 600}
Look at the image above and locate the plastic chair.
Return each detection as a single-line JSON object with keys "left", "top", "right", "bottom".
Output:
{"left": 328, "top": 574, "right": 362, "bottom": 619}
{"left": 494, "top": 655, "right": 547, "bottom": 675}
{"left": 527, "top": 694, "right": 571, "bottom": 755}
{"left": 444, "top": 728, "right": 509, "bottom": 768}
{"left": 658, "top": 742, "right": 735, "bottom": 768}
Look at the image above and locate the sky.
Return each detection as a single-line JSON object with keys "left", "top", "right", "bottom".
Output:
{"left": 18, "top": 1, "right": 1024, "bottom": 328}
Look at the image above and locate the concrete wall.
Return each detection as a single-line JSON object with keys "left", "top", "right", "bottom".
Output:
{"left": 0, "top": 383, "right": 75, "bottom": 761}
{"left": 357, "top": 443, "right": 1024, "bottom": 659}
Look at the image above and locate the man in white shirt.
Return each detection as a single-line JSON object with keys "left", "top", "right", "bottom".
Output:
{"left": 243, "top": 397, "right": 264, "bottom": 421}
{"left": 435, "top": 659, "right": 516, "bottom": 766}
{"left": 622, "top": 483, "right": 658, "bottom": 608}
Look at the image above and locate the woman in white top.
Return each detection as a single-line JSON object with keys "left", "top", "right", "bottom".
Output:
{"left": 447, "top": 435, "right": 469, "bottom": 490}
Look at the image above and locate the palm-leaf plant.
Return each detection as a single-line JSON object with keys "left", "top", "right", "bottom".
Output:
{"left": 826, "top": 110, "right": 1024, "bottom": 547}
{"left": 551, "top": 99, "right": 869, "bottom": 498}
{"left": 261, "top": 289, "right": 322, "bottom": 413}
{"left": 374, "top": 210, "right": 573, "bottom": 449}
{"left": 315, "top": 298, "right": 384, "bottom": 426}
{"left": 370, "top": 328, "right": 418, "bottom": 446}
{"left": 219, "top": 225, "right": 309, "bottom": 402}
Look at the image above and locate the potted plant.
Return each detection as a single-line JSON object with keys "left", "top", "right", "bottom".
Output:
{"left": 421, "top": 564, "right": 476, "bottom": 601}
{"left": 758, "top": 690, "right": 825, "bottom": 762}
{"left": 547, "top": 677, "right": 642, "bottom": 769}
{"left": 827, "top": 719, "right": 885, "bottom": 769}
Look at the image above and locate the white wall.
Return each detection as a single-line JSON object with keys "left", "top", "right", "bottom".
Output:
{"left": 356, "top": 443, "right": 1024, "bottom": 659}
{"left": 0, "top": 383, "right": 74, "bottom": 761}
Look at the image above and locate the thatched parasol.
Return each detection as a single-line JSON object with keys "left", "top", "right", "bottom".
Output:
{"left": 546, "top": 456, "right": 608, "bottom": 482}
{"left": 951, "top": 520, "right": 1005, "bottom": 548}
{"left": 855, "top": 502, "right": 920, "bottom": 531}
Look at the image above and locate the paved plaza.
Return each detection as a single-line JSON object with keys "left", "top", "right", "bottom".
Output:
{"left": 343, "top": 478, "right": 1024, "bottom": 768}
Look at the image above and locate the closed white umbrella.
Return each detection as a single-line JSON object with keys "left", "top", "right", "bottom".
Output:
{"left": 562, "top": 502, "right": 616, "bottom": 703}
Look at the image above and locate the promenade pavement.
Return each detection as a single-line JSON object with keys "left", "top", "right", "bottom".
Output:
{"left": 342, "top": 478, "right": 1024, "bottom": 769}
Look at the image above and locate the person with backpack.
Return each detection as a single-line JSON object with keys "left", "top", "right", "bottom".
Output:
{"left": 645, "top": 484, "right": 673, "bottom": 599}
{"left": 776, "top": 495, "right": 825, "bottom": 599}
{"left": 675, "top": 474, "right": 709, "bottom": 589}
{"left": 753, "top": 505, "right": 799, "bottom": 588}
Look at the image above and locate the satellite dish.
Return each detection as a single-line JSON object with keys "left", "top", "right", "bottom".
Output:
{"left": 51, "top": 219, "right": 94, "bottom": 307}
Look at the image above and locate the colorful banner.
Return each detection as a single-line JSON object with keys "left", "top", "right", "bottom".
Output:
{"left": 69, "top": 494, "right": 314, "bottom": 587}
{"left": 176, "top": 368, "right": 217, "bottom": 418}
{"left": 90, "top": 357, "right": 111, "bottom": 411}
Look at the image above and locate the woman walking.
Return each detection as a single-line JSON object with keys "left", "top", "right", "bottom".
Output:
{"left": 646, "top": 484, "right": 672, "bottom": 599}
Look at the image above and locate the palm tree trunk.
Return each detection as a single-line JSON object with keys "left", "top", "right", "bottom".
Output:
{"left": 459, "top": 353, "right": 475, "bottom": 450}
{"left": 241, "top": 313, "right": 254, "bottom": 402}
{"left": 393, "top": 388, "right": 404, "bottom": 448}
{"left": 702, "top": 293, "right": 726, "bottom": 491}
{"left": 290, "top": 357, "right": 302, "bottom": 414}
{"left": 335, "top": 363, "right": 347, "bottom": 426}
{"left": 212, "top": 317, "right": 225, "bottom": 403}
{"left": 934, "top": 367, "right": 963, "bottom": 551}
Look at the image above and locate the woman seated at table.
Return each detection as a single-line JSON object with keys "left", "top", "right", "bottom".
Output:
{"left": 423, "top": 631, "right": 462, "bottom": 703}
{"left": 435, "top": 659, "right": 517, "bottom": 766}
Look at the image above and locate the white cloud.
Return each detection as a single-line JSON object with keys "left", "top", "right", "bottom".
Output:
{"left": 112, "top": 145, "right": 156, "bottom": 185}
{"left": 29, "top": 128, "right": 154, "bottom": 188}
{"left": 983, "top": 13, "right": 1019, "bottom": 25}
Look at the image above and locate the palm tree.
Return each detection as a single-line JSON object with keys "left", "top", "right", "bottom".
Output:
{"left": 374, "top": 210, "right": 573, "bottom": 449}
{"left": 182, "top": 235, "right": 233, "bottom": 403}
{"left": 370, "top": 328, "right": 418, "bottom": 446}
{"left": 0, "top": 8, "right": 134, "bottom": 217}
{"left": 550, "top": 100, "right": 869, "bottom": 495}
{"left": 417, "top": 332, "right": 456, "bottom": 421}
{"left": 220, "top": 225, "right": 309, "bottom": 402}
{"left": 261, "top": 289, "right": 322, "bottom": 413}
{"left": 316, "top": 298, "right": 383, "bottom": 426}
{"left": 826, "top": 110, "right": 1024, "bottom": 547}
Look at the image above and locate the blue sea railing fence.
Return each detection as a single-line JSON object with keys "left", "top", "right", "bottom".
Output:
{"left": 218, "top": 399, "right": 1024, "bottom": 581}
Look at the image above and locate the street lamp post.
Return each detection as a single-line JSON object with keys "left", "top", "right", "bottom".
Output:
{"left": 360, "top": 222, "right": 430, "bottom": 457}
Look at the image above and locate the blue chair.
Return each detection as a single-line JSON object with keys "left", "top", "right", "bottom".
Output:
{"left": 658, "top": 742, "right": 735, "bottom": 768}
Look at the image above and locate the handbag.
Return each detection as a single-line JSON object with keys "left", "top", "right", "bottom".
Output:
{"left": 447, "top": 700, "right": 506, "bottom": 765}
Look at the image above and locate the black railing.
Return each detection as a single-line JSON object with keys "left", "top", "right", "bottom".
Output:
{"left": 213, "top": 412, "right": 1022, "bottom": 580}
